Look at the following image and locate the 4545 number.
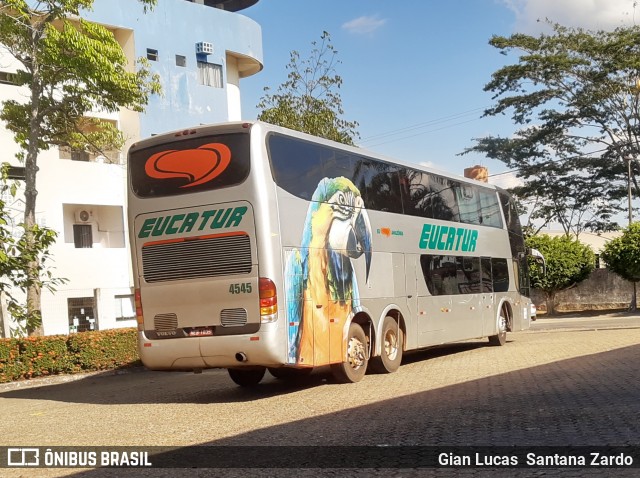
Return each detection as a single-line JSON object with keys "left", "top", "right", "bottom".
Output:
{"left": 229, "top": 282, "right": 252, "bottom": 294}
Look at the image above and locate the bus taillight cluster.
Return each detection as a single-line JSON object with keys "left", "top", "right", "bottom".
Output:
{"left": 135, "top": 289, "right": 144, "bottom": 331}
{"left": 259, "top": 277, "right": 277, "bottom": 323}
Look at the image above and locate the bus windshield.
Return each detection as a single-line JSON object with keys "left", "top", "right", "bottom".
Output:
{"left": 129, "top": 132, "right": 250, "bottom": 198}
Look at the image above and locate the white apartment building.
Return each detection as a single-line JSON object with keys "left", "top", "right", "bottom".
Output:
{"left": 0, "top": 0, "right": 263, "bottom": 336}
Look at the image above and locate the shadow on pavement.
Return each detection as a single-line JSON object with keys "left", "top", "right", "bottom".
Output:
{"left": 0, "top": 340, "right": 494, "bottom": 405}
{"left": 51, "top": 341, "right": 640, "bottom": 477}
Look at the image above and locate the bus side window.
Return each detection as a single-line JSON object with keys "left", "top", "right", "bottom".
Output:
{"left": 481, "top": 257, "right": 493, "bottom": 292}
{"left": 268, "top": 134, "right": 325, "bottom": 201}
{"left": 420, "top": 255, "right": 442, "bottom": 295}
{"left": 420, "top": 254, "right": 458, "bottom": 296}
{"left": 321, "top": 150, "right": 355, "bottom": 187}
{"left": 353, "top": 160, "right": 404, "bottom": 214}
{"left": 457, "top": 184, "right": 481, "bottom": 225}
{"left": 478, "top": 189, "right": 503, "bottom": 228}
{"left": 491, "top": 258, "right": 510, "bottom": 292}
{"left": 432, "top": 176, "right": 460, "bottom": 222}
{"left": 352, "top": 159, "right": 377, "bottom": 208}
{"left": 457, "top": 256, "right": 480, "bottom": 294}
{"left": 404, "top": 170, "right": 435, "bottom": 218}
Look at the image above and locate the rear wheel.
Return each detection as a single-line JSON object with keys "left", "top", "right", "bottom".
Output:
{"left": 369, "top": 316, "right": 403, "bottom": 374}
{"left": 268, "top": 367, "right": 313, "bottom": 380}
{"left": 228, "top": 367, "right": 266, "bottom": 387}
{"left": 331, "top": 322, "right": 369, "bottom": 383}
{"left": 488, "top": 309, "right": 508, "bottom": 346}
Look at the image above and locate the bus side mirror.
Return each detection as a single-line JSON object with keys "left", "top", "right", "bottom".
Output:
{"left": 528, "top": 248, "right": 546, "bottom": 276}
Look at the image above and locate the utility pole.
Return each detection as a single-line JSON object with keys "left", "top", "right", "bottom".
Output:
{"left": 626, "top": 154, "right": 637, "bottom": 311}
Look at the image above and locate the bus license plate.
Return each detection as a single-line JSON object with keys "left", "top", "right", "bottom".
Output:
{"left": 189, "top": 328, "right": 213, "bottom": 337}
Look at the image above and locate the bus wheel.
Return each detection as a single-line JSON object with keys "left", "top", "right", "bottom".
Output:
{"left": 268, "top": 367, "right": 313, "bottom": 380}
{"left": 369, "top": 316, "right": 403, "bottom": 374}
{"left": 330, "top": 322, "right": 368, "bottom": 383}
{"left": 228, "top": 367, "right": 266, "bottom": 387}
{"left": 488, "top": 309, "right": 508, "bottom": 346}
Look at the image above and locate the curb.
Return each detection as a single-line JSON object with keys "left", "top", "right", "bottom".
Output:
{"left": 0, "top": 366, "right": 147, "bottom": 393}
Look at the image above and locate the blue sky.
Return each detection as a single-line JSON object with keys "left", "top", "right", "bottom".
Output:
{"left": 239, "top": 0, "right": 639, "bottom": 188}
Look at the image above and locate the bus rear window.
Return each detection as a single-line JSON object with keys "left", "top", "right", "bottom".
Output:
{"left": 129, "top": 133, "right": 250, "bottom": 198}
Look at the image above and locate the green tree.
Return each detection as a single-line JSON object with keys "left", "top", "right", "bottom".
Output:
{"left": 257, "top": 31, "right": 359, "bottom": 145}
{"left": 600, "top": 222, "right": 640, "bottom": 311}
{"left": 465, "top": 22, "right": 640, "bottom": 236}
{"left": 526, "top": 234, "right": 595, "bottom": 315}
{"left": 0, "top": 0, "right": 161, "bottom": 335}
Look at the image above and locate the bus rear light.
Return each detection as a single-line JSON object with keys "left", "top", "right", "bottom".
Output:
{"left": 259, "top": 277, "right": 278, "bottom": 323}
{"left": 174, "top": 129, "right": 197, "bottom": 137}
{"left": 135, "top": 288, "right": 144, "bottom": 331}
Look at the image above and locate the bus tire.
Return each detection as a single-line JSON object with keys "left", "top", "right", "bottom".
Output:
{"left": 330, "top": 322, "right": 368, "bottom": 383}
{"left": 488, "top": 309, "right": 508, "bottom": 346}
{"left": 369, "top": 316, "right": 403, "bottom": 374}
{"left": 228, "top": 367, "right": 266, "bottom": 387}
{"left": 268, "top": 367, "right": 313, "bottom": 380}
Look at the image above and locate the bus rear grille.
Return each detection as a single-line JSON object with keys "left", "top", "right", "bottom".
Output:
{"left": 142, "top": 234, "right": 252, "bottom": 283}
{"left": 220, "top": 308, "right": 247, "bottom": 327}
{"left": 154, "top": 313, "right": 178, "bottom": 331}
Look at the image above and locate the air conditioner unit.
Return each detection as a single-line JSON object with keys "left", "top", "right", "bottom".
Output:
{"left": 75, "top": 209, "right": 94, "bottom": 223}
{"left": 196, "top": 41, "right": 213, "bottom": 55}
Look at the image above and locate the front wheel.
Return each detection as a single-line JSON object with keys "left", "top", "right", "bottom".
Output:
{"left": 228, "top": 367, "right": 266, "bottom": 387}
{"left": 369, "top": 316, "right": 403, "bottom": 374}
{"left": 488, "top": 309, "right": 508, "bottom": 346}
{"left": 331, "top": 322, "right": 369, "bottom": 383}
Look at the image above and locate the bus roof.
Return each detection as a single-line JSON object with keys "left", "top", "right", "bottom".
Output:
{"left": 129, "top": 120, "right": 504, "bottom": 193}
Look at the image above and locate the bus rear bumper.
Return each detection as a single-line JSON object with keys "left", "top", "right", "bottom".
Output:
{"left": 138, "top": 329, "right": 283, "bottom": 370}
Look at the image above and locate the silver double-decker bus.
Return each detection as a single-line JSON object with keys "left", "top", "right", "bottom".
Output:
{"left": 127, "top": 121, "right": 538, "bottom": 386}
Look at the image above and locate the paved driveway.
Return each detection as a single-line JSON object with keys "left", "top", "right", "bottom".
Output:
{"left": 1, "top": 320, "right": 639, "bottom": 477}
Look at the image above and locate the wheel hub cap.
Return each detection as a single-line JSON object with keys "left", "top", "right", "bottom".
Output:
{"left": 384, "top": 330, "right": 398, "bottom": 360}
{"left": 347, "top": 337, "right": 366, "bottom": 369}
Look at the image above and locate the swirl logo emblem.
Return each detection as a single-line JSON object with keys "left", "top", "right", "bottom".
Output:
{"left": 144, "top": 143, "right": 231, "bottom": 188}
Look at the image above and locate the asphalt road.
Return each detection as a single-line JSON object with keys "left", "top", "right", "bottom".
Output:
{"left": 1, "top": 315, "right": 639, "bottom": 477}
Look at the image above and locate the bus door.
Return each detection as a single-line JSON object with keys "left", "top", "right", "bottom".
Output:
{"left": 404, "top": 254, "right": 419, "bottom": 350}
{"left": 447, "top": 256, "right": 483, "bottom": 342}
{"left": 480, "top": 257, "right": 496, "bottom": 336}
{"left": 417, "top": 255, "right": 448, "bottom": 347}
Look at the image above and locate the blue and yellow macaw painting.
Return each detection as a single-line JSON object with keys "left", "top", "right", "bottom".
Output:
{"left": 286, "top": 177, "right": 372, "bottom": 366}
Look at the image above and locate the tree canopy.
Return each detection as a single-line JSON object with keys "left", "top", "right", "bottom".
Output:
{"left": 0, "top": 0, "right": 160, "bottom": 335}
{"left": 257, "top": 31, "right": 359, "bottom": 145}
{"left": 601, "top": 223, "right": 640, "bottom": 282}
{"left": 466, "top": 22, "right": 640, "bottom": 236}
{"left": 526, "top": 234, "right": 595, "bottom": 315}
{"left": 600, "top": 222, "right": 640, "bottom": 310}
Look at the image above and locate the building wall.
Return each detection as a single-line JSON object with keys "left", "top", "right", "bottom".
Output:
{"left": 88, "top": 0, "right": 262, "bottom": 137}
{"left": 529, "top": 231, "right": 631, "bottom": 313}
{"left": 0, "top": 0, "right": 262, "bottom": 336}
{"left": 532, "top": 269, "right": 634, "bottom": 313}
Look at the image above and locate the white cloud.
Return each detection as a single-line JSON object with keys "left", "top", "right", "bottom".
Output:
{"left": 500, "top": 0, "right": 638, "bottom": 33}
{"left": 342, "top": 15, "right": 387, "bottom": 35}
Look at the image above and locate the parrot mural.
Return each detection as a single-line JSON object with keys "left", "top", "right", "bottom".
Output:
{"left": 286, "top": 177, "right": 372, "bottom": 366}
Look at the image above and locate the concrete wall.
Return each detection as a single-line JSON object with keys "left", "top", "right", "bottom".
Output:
{"left": 532, "top": 268, "right": 634, "bottom": 313}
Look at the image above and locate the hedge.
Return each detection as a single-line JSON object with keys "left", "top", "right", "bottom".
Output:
{"left": 0, "top": 328, "right": 141, "bottom": 383}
